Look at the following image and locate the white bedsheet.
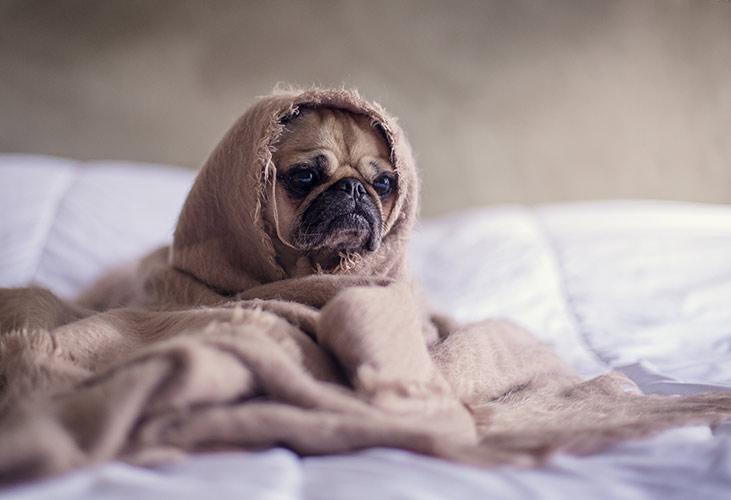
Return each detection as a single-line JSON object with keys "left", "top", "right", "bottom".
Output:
{"left": 1, "top": 154, "right": 730, "bottom": 499}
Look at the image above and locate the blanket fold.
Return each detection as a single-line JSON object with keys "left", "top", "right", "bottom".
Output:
{"left": 1, "top": 88, "right": 730, "bottom": 485}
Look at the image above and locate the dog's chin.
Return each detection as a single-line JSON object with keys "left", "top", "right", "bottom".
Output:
{"left": 322, "top": 213, "right": 372, "bottom": 249}
{"left": 294, "top": 212, "right": 379, "bottom": 255}
{"left": 292, "top": 206, "right": 382, "bottom": 257}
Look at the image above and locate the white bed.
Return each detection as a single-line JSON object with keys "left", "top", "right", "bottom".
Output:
{"left": 1, "top": 154, "right": 730, "bottom": 499}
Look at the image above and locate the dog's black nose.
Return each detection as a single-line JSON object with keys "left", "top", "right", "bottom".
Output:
{"left": 332, "top": 177, "right": 367, "bottom": 198}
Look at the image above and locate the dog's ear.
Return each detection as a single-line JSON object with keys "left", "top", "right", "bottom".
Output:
{"left": 279, "top": 108, "right": 300, "bottom": 125}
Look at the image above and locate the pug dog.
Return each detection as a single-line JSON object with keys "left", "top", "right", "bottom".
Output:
{"left": 266, "top": 107, "right": 398, "bottom": 276}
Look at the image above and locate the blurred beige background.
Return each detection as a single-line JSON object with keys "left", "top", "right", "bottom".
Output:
{"left": 1, "top": 0, "right": 729, "bottom": 216}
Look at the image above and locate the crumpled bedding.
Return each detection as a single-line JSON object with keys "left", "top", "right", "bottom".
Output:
{"left": 1, "top": 154, "right": 730, "bottom": 499}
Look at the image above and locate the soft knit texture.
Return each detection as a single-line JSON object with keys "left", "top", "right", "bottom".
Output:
{"left": 1, "top": 88, "right": 730, "bottom": 485}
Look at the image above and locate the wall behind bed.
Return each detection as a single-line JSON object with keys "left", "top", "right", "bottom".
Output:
{"left": 1, "top": 0, "right": 729, "bottom": 216}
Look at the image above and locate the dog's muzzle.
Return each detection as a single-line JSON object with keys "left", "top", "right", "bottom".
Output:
{"left": 293, "top": 177, "right": 382, "bottom": 253}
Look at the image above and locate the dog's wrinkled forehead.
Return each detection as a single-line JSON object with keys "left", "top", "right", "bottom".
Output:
{"left": 274, "top": 107, "right": 393, "bottom": 177}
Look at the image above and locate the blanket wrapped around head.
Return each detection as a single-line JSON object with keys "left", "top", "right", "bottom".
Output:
{"left": 1, "top": 88, "right": 730, "bottom": 485}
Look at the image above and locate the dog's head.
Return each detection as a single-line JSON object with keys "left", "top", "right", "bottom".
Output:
{"left": 267, "top": 107, "right": 398, "bottom": 272}
{"left": 172, "top": 88, "right": 418, "bottom": 294}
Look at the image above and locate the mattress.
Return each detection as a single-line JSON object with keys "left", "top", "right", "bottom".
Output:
{"left": 1, "top": 154, "right": 730, "bottom": 499}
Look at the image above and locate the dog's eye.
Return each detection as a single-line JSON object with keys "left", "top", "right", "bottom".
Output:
{"left": 291, "top": 169, "right": 314, "bottom": 186}
{"left": 372, "top": 174, "right": 395, "bottom": 199}
{"left": 286, "top": 167, "right": 320, "bottom": 196}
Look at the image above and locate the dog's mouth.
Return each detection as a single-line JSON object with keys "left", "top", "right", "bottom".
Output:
{"left": 322, "top": 211, "right": 374, "bottom": 249}
{"left": 328, "top": 212, "right": 369, "bottom": 231}
{"left": 292, "top": 191, "right": 383, "bottom": 254}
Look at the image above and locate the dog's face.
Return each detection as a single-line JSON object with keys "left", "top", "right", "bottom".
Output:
{"left": 268, "top": 107, "right": 396, "bottom": 272}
